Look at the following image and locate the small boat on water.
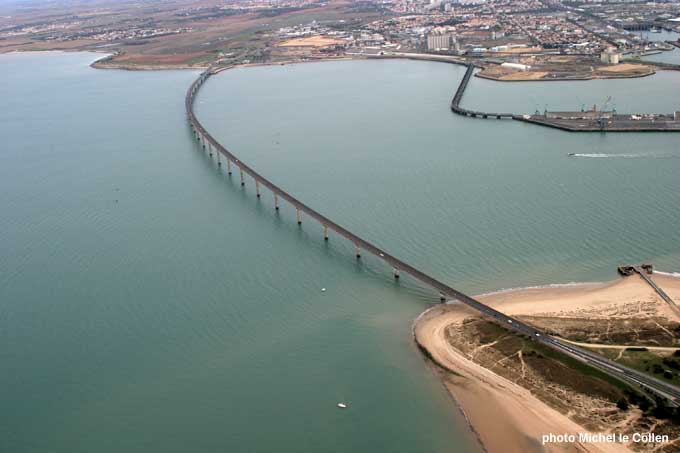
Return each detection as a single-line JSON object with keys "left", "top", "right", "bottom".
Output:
{"left": 568, "top": 153, "right": 576, "bottom": 156}
{"left": 337, "top": 403, "right": 347, "bottom": 409}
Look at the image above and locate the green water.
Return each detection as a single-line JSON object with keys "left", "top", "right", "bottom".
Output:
{"left": 2, "top": 53, "right": 680, "bottom": 453}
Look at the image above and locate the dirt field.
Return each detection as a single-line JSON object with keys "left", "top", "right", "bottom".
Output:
{"left": 0, "top": 0, "right": 383, "bottom": 69}
{"left": 478, "top": 58, "right": 655, "bottom": 82}
{"left": 495, "top": 47, "right": 544, "bottom": 54}
{"left": 276, "top": 36, "right": 346, "bottom": 47}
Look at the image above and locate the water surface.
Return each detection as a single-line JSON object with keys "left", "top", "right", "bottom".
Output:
{"left": 0, "top": 52, "right": 477, "bottom": 453}
{"left": 2, "top": 53, "right": 680, "bottom": 453}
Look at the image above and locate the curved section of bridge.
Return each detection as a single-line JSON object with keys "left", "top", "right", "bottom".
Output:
{"left": 450, "top": 64, "right": 514, "bottom": 119}
{"left": 186, "top": 68, "right": 680, "bottom": 405}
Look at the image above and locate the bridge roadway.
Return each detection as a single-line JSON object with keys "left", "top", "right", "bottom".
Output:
{"left": 450, "top": 64, "right": 514, "bottom": 119}
{"left": 186, "top": 69, "right": 680, "bottom": 405}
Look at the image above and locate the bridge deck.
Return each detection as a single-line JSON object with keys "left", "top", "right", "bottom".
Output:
{"left": 186, "top": 69, "right": 680, "bottom": 404}
{"left": 450, "top": 64, "right": 514, "bottom": 119}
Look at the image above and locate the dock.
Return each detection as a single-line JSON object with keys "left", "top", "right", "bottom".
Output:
{"left": 516, "top": 114, "right": 680, "bottom": 132}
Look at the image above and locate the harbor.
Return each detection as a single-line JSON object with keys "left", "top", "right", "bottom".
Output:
{"left": 451, "top": 64, "right": 680, "bottom": 132}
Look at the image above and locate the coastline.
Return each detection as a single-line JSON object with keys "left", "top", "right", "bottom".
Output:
{"left": 3, "top": 47, "right": 668, "bottom": 84}
{"left": 414, "top": 273, "right": 680, "bottom": 453}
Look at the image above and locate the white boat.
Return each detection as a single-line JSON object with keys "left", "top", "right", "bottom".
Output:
{"left": 337, "top": 403, "right": 347, "bottom": 409}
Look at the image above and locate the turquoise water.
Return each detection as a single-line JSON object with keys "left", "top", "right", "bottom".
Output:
{"left": 197, "top": 59, "right": 680, "bottom": 290}
{"left": 2, "top": 53, "right": 680, "bottom": 453}
{"left": 0, "top": 53, "right": 476, "bottom": 453}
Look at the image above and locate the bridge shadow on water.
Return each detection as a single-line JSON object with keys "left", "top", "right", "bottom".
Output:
{"left": 187, "top": 129, "right": 437, "bottom": 306}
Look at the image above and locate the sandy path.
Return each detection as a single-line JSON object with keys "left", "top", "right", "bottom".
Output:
{"left": 560, "top": 339, "right": 678, "bottom": 352}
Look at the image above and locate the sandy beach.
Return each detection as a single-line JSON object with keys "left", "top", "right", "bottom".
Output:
{"left": 415, "top": 273, "right": 680, "bottom": 453}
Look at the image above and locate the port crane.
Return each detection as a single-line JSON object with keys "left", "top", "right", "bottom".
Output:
{"left": 597, "top": 96, "right": 613, "bottom": 130}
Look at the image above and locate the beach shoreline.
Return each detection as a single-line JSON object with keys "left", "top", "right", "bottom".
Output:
{"left": 414, "top": 273, "right": 680, "bottom": 453}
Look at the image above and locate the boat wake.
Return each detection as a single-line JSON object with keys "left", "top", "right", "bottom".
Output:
{"left": 569, "top": 153, "right": 679, "bottom": 159}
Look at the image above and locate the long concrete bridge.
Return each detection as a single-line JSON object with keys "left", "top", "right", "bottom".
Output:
{"left": 186, "top": 68, "right": 680, "bottom": 405}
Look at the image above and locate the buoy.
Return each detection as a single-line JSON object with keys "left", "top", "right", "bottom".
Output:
{"left": 337, "top": 403, "right": 347, "bottom": 409}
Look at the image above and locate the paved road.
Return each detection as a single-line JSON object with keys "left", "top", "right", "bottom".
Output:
{"left": 187, "top": 69, "right": 680, "bottom": 405}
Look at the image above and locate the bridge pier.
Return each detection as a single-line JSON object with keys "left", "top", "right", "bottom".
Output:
{"left": 217, "top": 150, "right": 221, "bottom": 166}
{"left": 274, "top": 193, "right": 279, "bottom": 210}
{"left": 208, "top": 143, "right": 213, "bottom": 157}
{"left": 393, "top": 268, "right": 400, "bottom": 279}
{"left": 239, "top": 168, "right": 245, "bottom": 186}
{"left": 323, "top": 225, "right": 329, "bottom": 241}
{"left": 355, "top": 244, "right": 361, "bottom": 259}
{"left": 440, "top": 293, "right": 446, "bottom": 302}
{"left": 227, "top": 159, "right": 232, "bottom": 175}
{"left": 296, "top": 209, "right": 302, "bottom": 225}
{"left": 256, "top": 181, "right": 261, "bottom": 198}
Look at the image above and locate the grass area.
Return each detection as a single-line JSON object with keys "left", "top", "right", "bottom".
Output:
{"left": 529, "top": 340, "right": 632, "bottom": 393}
{"left": 595, "top": 348, "right": 680, "bottom": 388}
{"left": 520, "top": 315, "right": 680, "bottom": 347}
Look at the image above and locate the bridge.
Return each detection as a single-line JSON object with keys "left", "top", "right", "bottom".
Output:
{"left": 186, "top": 69, "right": 680, "bottom": 405}
{"left": 450, "top": 64, "right": 514, "bottom": 120}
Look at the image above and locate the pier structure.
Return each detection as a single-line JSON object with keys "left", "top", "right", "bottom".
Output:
{"left": 187, "top": 68, "right": 680, "bottom": 405}
{"left": 619, "top": 264, "right": 680, "bottom": 317}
